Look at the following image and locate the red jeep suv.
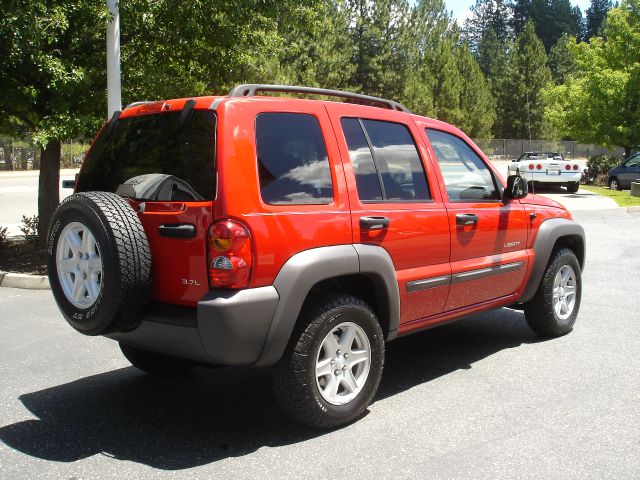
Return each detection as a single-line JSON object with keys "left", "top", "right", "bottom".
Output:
{"left": 48, "top": 85, "right": 585, "bottom": 429}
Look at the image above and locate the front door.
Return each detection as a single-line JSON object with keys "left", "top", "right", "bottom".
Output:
{"left": 423, "top": 128, "right": 529, "bottom": 311}
{"left": 326, "top": 103, "right": 451, "bottom": 323}
{"left": 619, "top": 154, "right": 640, "bottom": 188}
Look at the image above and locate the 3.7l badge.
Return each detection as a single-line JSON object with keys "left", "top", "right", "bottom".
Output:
{"left": 504, "top": 241, "right": 521, "bottom": 248}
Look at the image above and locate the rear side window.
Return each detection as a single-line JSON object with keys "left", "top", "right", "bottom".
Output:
{"left": 77, "top": 111, "right": 216, "bottom": 200}
{"left": 256, "top": 113, "right": 333, "bottom": 205}
{"left": 426, "top": 129, "right": 500, "bottom": 202}
{"left": 341, "top": 118, "right": 430, "bottom": 202}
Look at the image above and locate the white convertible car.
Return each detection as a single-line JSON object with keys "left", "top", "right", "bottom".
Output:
{"left": 507, "top": 151, "right": 582, "bottom": 193}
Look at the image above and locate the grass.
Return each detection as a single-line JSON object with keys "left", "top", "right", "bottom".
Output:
{"left": 582, "top": 185, "right": 640, "bottom": 207}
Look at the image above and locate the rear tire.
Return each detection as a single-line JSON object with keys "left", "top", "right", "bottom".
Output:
{"left": 120, "top": 343, "right": 194, "bottom": 376}
{"left": 566, "top": 182, "right": 579, "bottom": 193}
{"left": 524, "top": 248, "right": 581, "bottom": 337}
{"left": 271, "top": 295, "right": 384, "bottom": 430}
{"left": 609, "top": 177, "right": 622, "bottom": 191}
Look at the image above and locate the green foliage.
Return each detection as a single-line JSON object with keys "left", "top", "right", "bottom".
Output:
{"left": 549, "top": 34, "right": 577, "bottom": 84}
{"left": 510, "top": 0, "right": 584, "bottom": 50}
{"left": 585, "top": 154, "right": 621, "bottom": 183}
{"left": 463, "top": 0, "right": 511, "bottom": 52}
{"left": 498, "top": 21, "right": 553, "bottom": 138}
{"left": 20, "top": 215, "right": 39, "bottom": 243}
{"left": 545, "top": 0, "right": 640, "bottom": 156}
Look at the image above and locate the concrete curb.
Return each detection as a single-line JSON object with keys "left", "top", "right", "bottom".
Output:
{"left": 0, "top": 271, "right": 50, "bottom": 290}
{"left": 627, "top": 206, "right": 640, "bottom": 213}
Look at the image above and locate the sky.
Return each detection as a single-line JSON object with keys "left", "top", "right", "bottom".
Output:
{"left": 445, "top": 0, "right": 592, "bottom": 25}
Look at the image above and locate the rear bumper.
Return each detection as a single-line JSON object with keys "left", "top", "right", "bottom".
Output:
{"left": 515, "top": 171, "right": 581, "bottom": 184}
{"left": 107, "top": 286, "right": 280, "bottom": 366}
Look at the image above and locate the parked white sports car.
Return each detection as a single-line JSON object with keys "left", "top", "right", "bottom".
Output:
{"left": 508, "top": 151, "right": 581, "bottom": 193}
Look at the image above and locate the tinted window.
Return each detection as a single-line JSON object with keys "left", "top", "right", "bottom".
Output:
{"left": 341, "top": 118, "right": 430, "bottom": 202}
{"left": 625, "top": 154, "right": 640, "bottom": 167}
{"left": 77, "top": 111, "right": 216, "bottom": 200}
{"left": 256, "top": 113, "right": 333, "bottom": 205}
{"left": 426, "top": 129, "right": 500, "bottom": 202}
{"left": 340, "top": 118, "right": 383, "bottom": 201}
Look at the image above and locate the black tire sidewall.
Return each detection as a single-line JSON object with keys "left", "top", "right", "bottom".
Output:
{"left": 47, "top": 196, "right": 119, "bottom": 335}
{"left": 544, "top": 250, "right": 582, "bottom": 330}
{"left": 304, "top": 304, "right": 384, "bottom": 425}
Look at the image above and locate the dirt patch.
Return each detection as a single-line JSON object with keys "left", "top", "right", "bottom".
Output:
{"left": 0, "top": 240, "right": 47, "bottom": 275}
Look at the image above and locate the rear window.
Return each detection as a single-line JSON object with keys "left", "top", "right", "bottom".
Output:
{"left": 256, "top": 113, "right": 333, "bottom": 205}
{"left": 76, "top": 110, "right": 216, "bottom": 201}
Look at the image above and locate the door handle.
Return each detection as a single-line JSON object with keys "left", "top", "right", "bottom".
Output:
{"left": 456, "top": 213, "right": 479, "bottom": 226}
{"left": 360, "top": 216, "right": 390, "bottom": 230}
{"left": 158, "top": 223, "right": 196, "bottom": 238}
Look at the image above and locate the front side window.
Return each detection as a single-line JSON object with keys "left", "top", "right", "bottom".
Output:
{"left": 341, "top": 118, "right": 430, "bottom": 202}
{"left": 256, "top": 113, "right": 333, "bottom": 205}
{"left": 426, "top": 129, "right": 500, "bottom": 202}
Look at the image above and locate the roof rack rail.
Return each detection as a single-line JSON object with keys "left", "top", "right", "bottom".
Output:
{"left": 228, "top": 84, "right": 411, "bottom": 113}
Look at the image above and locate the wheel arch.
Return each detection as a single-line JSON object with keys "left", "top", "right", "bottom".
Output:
{"left": 519, "top": 218, "right": 586, "bottom": 303}
{"left": 254, "top": 244, "right": 400, "bottom": 366}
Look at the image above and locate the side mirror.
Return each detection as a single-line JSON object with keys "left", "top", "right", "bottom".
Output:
{"left": 504, "top": 175, "right": 528, "bottom": 201}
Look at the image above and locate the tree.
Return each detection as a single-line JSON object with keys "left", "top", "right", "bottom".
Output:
{"left": 549, "top": 34, "right": 577, "bottom": 84}
{"left": 0, "top": 1, "right": 108, "bottom": 243}
{"left": 463, "top": 0, "right": 511, "bottom": 52}
{"left": 545, "top": 0, "right": 640, "bottom": 157}
{"left": 513, "top": 0, "right": 584, "bottom": 51}
{"left": 456, "top": 43, "right": 496, "bottom": 137}
{"left": 502, "top": 21, "right": 553, "bottom": 138}
{"left": 586, "top": 0, "right": 613, "bottom": 38}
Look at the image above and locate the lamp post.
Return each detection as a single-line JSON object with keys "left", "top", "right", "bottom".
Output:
{"left": 106, "top": 0, "right": 122, "bottom": 118}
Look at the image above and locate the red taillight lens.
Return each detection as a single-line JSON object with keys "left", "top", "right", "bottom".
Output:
{"left": 207, "top": 219, "right": 252, "bottom": 289}
{"left": 565, "top": 164, "right": 571, "bottom": 171}
{"left": 573, "top": 164, "right": 579, "bottom": 170}
{"left": 536, "top": 164, "right": 542, "bottom": 170}
{"left": 528, "top": 163, "right": 535, "bottom": 170}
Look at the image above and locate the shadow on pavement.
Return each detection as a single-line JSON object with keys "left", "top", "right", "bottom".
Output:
{"left": 0, "top": 307, "right": 541, "bottom": 470}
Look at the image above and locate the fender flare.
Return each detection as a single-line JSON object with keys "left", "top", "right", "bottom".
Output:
{"left": 254, "top": 244, "right": 400, "bottom": 366}
{"left": 519, "top": 218, "right": 586, "bottom": 303}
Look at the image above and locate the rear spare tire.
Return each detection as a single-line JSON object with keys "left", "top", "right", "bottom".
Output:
{"left": 47, "top": 192, "right": 151, "bottom": 335}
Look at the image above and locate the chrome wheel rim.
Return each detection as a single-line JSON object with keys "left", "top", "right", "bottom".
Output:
{"left": 315, "top": 322, "right": 371, "bottom": 406}
{"left": 56, "top": 222, "right": 103, "bottom": 309}
{"left": 553, "top": 265, "right": 577, "bottom": 321}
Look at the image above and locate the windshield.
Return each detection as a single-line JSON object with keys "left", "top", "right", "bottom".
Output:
{"left": 76, "top": 110, "right": 216, "bottom": 200}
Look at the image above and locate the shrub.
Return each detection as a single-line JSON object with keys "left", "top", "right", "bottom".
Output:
{"left": 20, "top": 215, "right": 39, "bottom": 244}
{"left": 593, "top": 173, "right": 610, "bottom": 187}
{"left": 585, "top": 154, "right": 620, "bottom": 184}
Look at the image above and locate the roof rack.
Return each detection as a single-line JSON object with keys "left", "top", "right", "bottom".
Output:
{"left": 228, "top": 84, "right": 411, "bottom": 113}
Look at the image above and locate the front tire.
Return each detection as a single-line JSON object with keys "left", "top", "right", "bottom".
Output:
{"left": 524, "top": 248, "right": 582, "bottom": 337}
{"left": 120, "top": 343, "right": 194, "bottom": 376}
{"left": 271, "top": 295, "right": 385, "bottom": 430}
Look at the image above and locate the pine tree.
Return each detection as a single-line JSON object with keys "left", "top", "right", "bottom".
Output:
{"left": 456, "top": 43, "right": 496, "bottom": 137}
{"left": 549, "top": 34, "right": 577, "bottom": 84}
{"left": 586, "top": 0, "right": 613, "bottom": 38}
{"left": 463, "top": 0, "right": 511, "bottom": 52}
{"left": 502, "top": 21, "right": 553, "bottom": 138}
{"left": 511, "top": 0, "right": 532, "bottom": 36}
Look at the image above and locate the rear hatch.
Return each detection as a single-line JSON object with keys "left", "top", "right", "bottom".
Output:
{"left": 75, "top": 104, "right": 216, "bottom": 306}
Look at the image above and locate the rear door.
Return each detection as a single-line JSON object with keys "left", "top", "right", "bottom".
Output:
{"left": 76, "top": 102, "right": 216, "bottom": 306}
{"left": 421, "top": 127, "right": 529, "bottom": 311}
{"left": 326, "top": 103, "right": 451, "bottom": 324}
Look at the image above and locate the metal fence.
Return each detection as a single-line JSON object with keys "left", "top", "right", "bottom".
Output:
{"left": 0, "top": 135, "right": 624, "bottom": 171}
{"left": 474, "top": 139, "right": 624, "bottom": 161}
{"left": 0, "top": 136, "right": 88, "bottom": 171}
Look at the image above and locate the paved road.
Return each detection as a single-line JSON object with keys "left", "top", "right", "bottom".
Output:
{"left": 1, "top": 209, "right": 639, "bottom": 479}
{"left": 0, "top": 170, "right": 77, "bottom": 237}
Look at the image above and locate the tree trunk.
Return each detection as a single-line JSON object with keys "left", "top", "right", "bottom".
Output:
{"left": 624, "top": 146, "right": 632, "bottom": 158}
{"left": 37, "top": 139, "right": 61, "bottom": 247}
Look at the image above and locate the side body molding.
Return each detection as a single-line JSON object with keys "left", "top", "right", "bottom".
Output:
{"left": 254, "top": 244, "right": 400, "bottom": 366}
{"left": 519, "top": 218, "right": 586, "bottom": 303}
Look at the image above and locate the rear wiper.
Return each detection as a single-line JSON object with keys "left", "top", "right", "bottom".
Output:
{"left": 179, "top": 99, "right": 196, "bottom": 125}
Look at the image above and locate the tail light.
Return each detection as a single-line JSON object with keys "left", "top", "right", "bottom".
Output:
{"left": 573, "top": 164, "right": 579, "bottom": 170}
{"left": 536, "top": 164, "right": 542, "bottom": 170}
{"left": 207, "top": 219, "right": 252, "bottom": 289}
{"left": 528, "top": 163, "right": 535, "bottom": 170}
{"left": 565, "top": 164, "right": 571, "bottom": 171}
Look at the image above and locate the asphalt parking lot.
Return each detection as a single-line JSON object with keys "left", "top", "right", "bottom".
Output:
{"left": 1, "top": 208, "right": 639, "bottom": 479}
